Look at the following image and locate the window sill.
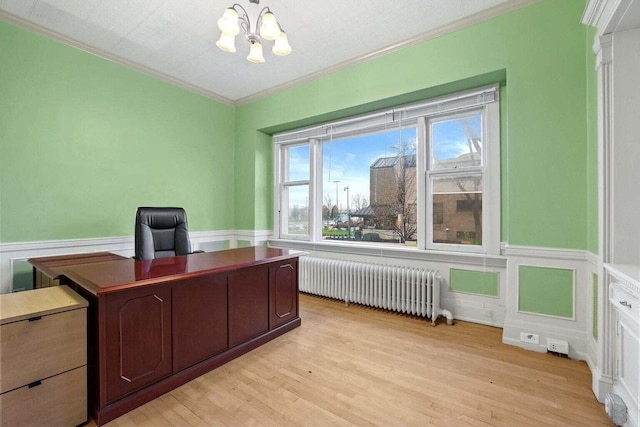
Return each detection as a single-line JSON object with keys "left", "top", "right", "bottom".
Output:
{"left": 268, "top": 239, "right": 506, "bottom": 268}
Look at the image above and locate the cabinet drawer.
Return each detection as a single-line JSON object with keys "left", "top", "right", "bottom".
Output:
{"left": 610, "top": 282, "right": 640, "bottom": 324}
{"left": 0, "top": 365, "right": 87, "bottom": 427}
{"left": 0, "top": 308, "right": 86, "bottom": 394}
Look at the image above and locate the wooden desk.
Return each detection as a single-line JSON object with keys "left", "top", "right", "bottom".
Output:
{"left": 29, "top": 252, "right": 128, "bottom": 288}
{"left": 38, "top": 247, "right": 300, "bottom": 426}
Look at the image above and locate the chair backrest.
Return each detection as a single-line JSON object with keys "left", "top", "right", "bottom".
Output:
{"left": 135, "top": 207, "right": 192, "bottom": 260}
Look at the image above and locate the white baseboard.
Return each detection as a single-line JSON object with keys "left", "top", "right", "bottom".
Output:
{"left": 502, "top": 317, "right": 594, "bottom": 360}
{"left": 441, "top": 297, "right": 506, "bottom": 328}
{"left": 587, "top": 362, "right": 613, "bottom": 403}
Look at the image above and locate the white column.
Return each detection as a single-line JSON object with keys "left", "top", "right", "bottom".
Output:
{"left": 593, "top": 33, "right": 614, "bottom": 402}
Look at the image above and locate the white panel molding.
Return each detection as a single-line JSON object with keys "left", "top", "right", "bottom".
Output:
{"left": 234, "top": 229, "right": 274, "bottom": 247}
{"left": 501, "top": 243, "right": 592, "bottom": 261}
{"left": 441, "top": 296, "right": 506, "bottom": 328}
{"left": 189, "top": 230, "right": 237, "bottom": 247}
{"left": 515, "top": 265, "right": 577, "bottom": 321}
{"left": 0, "top": 235, "right": 133, "bottom": 254}
{"left": 270, "top": 239, "right": 507, "bottom": 268}
{"left": 502, "top": 248, "right": 595, "bottom": 363}
{"left": 586, "top": 251, "right": 602, "bottom": 269}
{"left": 285, "top": 245, "right": 509, "bottom": 327}
{"left": 0, "top": 230, "right": 240, "bottom": 294}
{"left": 0, "top": 235, "right": 603, "bottom": 372}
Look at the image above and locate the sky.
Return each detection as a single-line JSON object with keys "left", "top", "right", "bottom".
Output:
{"left": 286, "top": 114, "right": 481, "bottom": 210}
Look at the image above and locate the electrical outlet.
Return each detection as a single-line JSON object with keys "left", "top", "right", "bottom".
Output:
{"left": 520, "top": 332, "right": 539, "bottom": 344}
{"left": 547, "top": 338, "right": 569, "bottom": 355}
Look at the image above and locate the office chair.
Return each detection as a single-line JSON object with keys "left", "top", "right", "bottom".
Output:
{"left": 134, "top": 207, "right": 199, "bottom": 260}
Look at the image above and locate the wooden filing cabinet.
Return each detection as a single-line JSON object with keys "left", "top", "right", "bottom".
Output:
{"left": 0, "top": 286, "right": 88, "bottom": 426}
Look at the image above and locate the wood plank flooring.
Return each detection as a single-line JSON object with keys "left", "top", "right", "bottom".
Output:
{"left": 98, "top": 294, "right": 612, "bottom": 426}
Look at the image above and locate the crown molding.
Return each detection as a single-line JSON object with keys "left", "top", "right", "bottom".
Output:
{"left": 235, "top": 0, "right": 541, "bottom": 105}
{"left": 582, "top": 0, "right": 617, "bottom": 28}
{"left": 0, "top": 0, "right": 540, "bottom": 107}
{"left": 0, "top": 11, "right": 235, "bottom": 106}
{"left": 581, "top": 0, "right": 634, "bottom": 35}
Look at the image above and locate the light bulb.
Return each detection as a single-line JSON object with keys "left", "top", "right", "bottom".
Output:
{"left": 247, "top": 40, "right": 265, "bottom": 63}
{"left": 217, "top": 8, "right": 239, "bottom": 35}
{"left": 272, "top": 31, "right": 291, "bottom": 56}
{"left": 216, "top": 33, "right": 236, "bottom": 53}
{"left": 259, "top": 12, "right": 280, "bottom": 41}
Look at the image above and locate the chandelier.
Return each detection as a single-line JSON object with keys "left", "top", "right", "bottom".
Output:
{"left": 216, "top": 0, "right": 291, "bottom": 63}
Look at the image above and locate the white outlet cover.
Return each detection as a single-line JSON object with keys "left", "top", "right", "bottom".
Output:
{"left": 547, "top": 338, "right": 569, "bottom": 354}
{"left": 520, "top": 332, "right": 539, "bottom": 344}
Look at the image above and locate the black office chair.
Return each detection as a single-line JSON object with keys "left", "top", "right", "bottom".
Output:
{"left": 134, "top": 207, "right": 198, "bottom": 260}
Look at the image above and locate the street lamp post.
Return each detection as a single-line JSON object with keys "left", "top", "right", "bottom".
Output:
{"left": 344, "top": 186, "right": 350, "bottom": 239}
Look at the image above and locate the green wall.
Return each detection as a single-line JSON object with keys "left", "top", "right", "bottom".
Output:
{"left": 0, "top": 0, "right": 597, "bottom": 252}
{"left": 0, "top": 21, "right": 235, "bottom": 242}
{"left": 450, "top": 269, "right": 499, "bottom": 297}
{"left": 585, "top": 26, "right": 599, "bottom": 254}
{"left": 518, "top": 266, "right": 574, "bottom": 318}
{"left": 235, "top": 0, "right": 594, "bottom": 250}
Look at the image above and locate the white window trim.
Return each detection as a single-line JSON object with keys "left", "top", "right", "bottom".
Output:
{"left": 276, "top": 143, "right": 311, "bottom": 241}
{"left": 273, "top": 84, "right": 501, "bottom": 255}
{"left": 421, "top": 101, "right": 501, "bottom": 255}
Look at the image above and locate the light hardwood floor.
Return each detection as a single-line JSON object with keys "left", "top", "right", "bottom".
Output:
{"left": 99, "top": 294, "right": 612, "bottom": 426}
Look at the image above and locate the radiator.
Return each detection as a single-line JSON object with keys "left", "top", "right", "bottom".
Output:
{"left": 299, "top": 256, "right": 451, "bottom": 325}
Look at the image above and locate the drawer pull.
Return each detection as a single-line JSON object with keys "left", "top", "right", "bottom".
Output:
{"left": 619, "top": 300, "right": 632, "bottom": 308}
{"left": 27, "top": 380, "right": 42, "bottom": 388}
{"left": 28, "top": 316, "right": 42, "bottom": 322}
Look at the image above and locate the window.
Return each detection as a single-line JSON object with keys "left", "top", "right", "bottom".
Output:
{"left": 274, "top": 85, "right": 500, "bottom": 254}
{"left": 279, "top": 144, "right": 310, "bottom": 239}
{"left": 322, "top": 128, "right": 417, "bottom": 244}
{"left": 428, "top": 111, "right": 484, "bottom": 249}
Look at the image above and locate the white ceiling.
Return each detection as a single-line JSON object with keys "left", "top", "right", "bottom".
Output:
{"left": 0, "top": 0, "right": 536, "bottom": 104}
{"left": 617, "top": 0, "right": 640, "bottom": 31}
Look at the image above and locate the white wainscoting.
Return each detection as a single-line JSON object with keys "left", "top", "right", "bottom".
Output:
{"left": 0, "top": 230, "right": 273, "bottom": 294}
{"left": 501, "top": 245, "right": 599, "bottom": 364}
{"left": 269, "top": 241, "right": 509, "bottom": 328}
{"left": 271, "top": 240, "right": 600, "bottom": 367}
{"left": 2, "top": 236, "right": 605, "bottom": 404}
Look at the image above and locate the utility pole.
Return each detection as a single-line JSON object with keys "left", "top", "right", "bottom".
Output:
{"left": 333, "top": 180, "right": 340, "bottom": 225}
{"left": 344, "top": 186, "right": 350, "bottom": 239}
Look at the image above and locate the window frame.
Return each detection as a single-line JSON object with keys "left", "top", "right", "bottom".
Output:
{"left": 422, "top": 104, "right": 500, "bottom": 254}
{"left": 273, "top": 85, "right": 500, "bottom": 255}
{"left": 276, "top": 142, "right": 312, "bottom": 240}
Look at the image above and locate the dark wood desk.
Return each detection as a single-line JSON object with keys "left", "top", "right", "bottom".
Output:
{"left": 28, "top": 252, "right": 127, "bottom": 288}
{"left": 45, "top": 247, "right": 300, "bottom": 426}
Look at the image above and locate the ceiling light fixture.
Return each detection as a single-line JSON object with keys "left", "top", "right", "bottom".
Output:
{"left": 216, "top": 0, "right": 291, "bottom": 64}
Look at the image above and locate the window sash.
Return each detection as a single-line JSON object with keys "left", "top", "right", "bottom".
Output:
{"left": 427, "top": 171, "right": 485, "bottom": 253}
{"left": 280, "top": 182, "right": 310, "bottom": 240}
